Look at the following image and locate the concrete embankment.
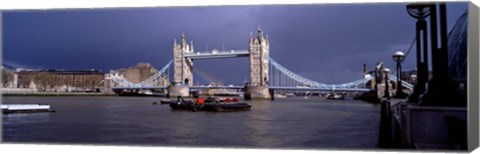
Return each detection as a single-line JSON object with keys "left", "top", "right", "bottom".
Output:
{"left": 378, "top": 98, "right": 467, "bottom": 150}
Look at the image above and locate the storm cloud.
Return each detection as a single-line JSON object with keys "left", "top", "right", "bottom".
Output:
{"left": 2, "top": 2, "right": 468, "bottom": 84}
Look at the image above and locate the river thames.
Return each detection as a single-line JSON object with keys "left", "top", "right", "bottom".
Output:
{"left": 2, "top": 96, "right": 380, "bottom": 150}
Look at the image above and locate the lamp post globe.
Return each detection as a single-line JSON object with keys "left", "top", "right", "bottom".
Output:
{"left": 382, "top": 68, "right": 390, "bottom": 74}
{"left": 392, "top": 51, "right": 407, "bottom": 98}
{"left": 393, "top": 51, "right": 405, "bottom": 63}
{"left": 406, "top": 4, "right": 431, "bottom": 20}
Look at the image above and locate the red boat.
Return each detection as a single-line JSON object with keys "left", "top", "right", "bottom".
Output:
{"left": 168, "top": 97, "right": 251, "bottom": 112}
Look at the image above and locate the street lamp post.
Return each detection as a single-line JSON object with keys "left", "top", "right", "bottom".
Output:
{"left": 393, "top": 51, "right": 407, "bottom": 98}
{"left": 406, "top": 3, "right": 431, "bottom": 103}
{"left": 383, "top": 68, "right": 391, "bottom": 98}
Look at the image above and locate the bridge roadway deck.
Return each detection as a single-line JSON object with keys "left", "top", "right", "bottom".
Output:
{"left": 112, "top": 86, "right": 372, "bottom": 92}
{"left": 183, "top": 50, "right": 249, "bottom": 59}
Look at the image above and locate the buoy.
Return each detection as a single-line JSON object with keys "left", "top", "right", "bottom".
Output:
{"left": 197, "top": 98, "right": 205, "bottom": 104}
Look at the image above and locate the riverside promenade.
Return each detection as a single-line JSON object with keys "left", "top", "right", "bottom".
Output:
{"left": 378, "top": 98, "right": 467, "bottom": 150}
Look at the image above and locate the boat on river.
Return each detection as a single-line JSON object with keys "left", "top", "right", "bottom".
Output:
{"left": 325, "top": 93, "right": 346, "bottom": 100}
{"left": 168, "top": 97, "right": 251, "bottom": 112}
{"left": 1, "top": 104, "right": 55, "bottom": 114}
{"left": 201, "top": 102, "right": 252, "bottom": 112}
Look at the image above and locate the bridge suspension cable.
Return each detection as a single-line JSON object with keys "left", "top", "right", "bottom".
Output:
{"left": 140, "top": 60, "right": 173, "bottom": 86}
{"left": 110, "top": 60, "right": 173, "bottom": 87}
{"left": 389, "top": 74, "right": 414, "bottom": 91}
{"left": 269, "top": 57, "right": 372, "bottom": 90}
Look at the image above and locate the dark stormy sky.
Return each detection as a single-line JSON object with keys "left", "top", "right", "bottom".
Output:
{"left": 2, "top": 2, "right": 468, "bottom": 85}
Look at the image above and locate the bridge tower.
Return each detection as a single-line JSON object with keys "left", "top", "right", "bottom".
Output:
{"left": 173, "top": 33, "right": 194, "bottom": 86}
{"left": 169, "top": 33, "right": 194, "bottom": 97}
{"left": 244, "top": 27, "right": 272, "bottom": 100}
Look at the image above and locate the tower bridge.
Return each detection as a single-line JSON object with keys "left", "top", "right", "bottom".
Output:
{"left": 108, "top": 27, "right": 413, "bottom": 99}
{"left": 167, "top": 27, "right": 271, "bottom": 99}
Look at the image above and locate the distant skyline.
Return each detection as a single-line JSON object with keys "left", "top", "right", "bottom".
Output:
{"left": 2, "top": 2, "right": 468, "bottom": 84}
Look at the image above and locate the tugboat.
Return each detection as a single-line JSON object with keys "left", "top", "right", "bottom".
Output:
{"left": 202, "top": 97, "right": 252, "bottom": 112}
{"left": 168, "top": 96, "right": 252, "bottom": 112}
{"left": 168, "top": 96, "right": 202, "bottom": 111}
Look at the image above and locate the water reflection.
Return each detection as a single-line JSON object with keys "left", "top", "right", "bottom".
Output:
{"left": 2, "top": 112, "right": 51, "bottom": 142}
{"left": 166, "top": 111, "right": 199, "bottom": 145}
{"left": 244, "top": 100, "right": 282, "bottom": 147}
{"left": 3, "top": 112, "right": 51, "bottom": 124}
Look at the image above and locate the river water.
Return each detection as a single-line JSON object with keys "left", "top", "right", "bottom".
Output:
{"left": 2, "top": 96, "right": 380, "bottom": 150}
